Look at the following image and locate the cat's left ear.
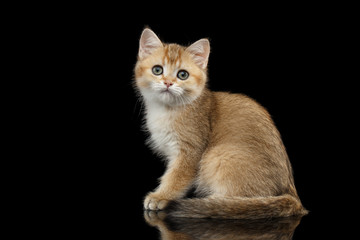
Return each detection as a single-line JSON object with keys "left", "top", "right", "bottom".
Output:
{"left": 186, "top": 39, "right": 210, "bottom": 69}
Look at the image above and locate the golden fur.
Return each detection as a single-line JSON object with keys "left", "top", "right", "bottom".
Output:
{"left": 134, "top": 28, "right": 307, "bottom": 219}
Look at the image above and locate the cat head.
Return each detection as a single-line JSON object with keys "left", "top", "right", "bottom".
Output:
{"left": 134, "top": 28, "right": 210, "bottom": 107}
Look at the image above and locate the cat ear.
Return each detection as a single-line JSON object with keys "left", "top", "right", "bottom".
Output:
{"left": 138, "top": 28, "right": 163, "bottom": 60}
{"left": 186, "top": 39, "right": 210, "bottom": 69}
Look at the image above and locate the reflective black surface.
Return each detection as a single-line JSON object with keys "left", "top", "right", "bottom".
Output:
{"left": 144, "top": 211, "right": 303, "bottom": 240}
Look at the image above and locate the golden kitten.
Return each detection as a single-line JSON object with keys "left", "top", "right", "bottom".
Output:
{"left": 134, "top": 28, "right": 307, "bottom": 219}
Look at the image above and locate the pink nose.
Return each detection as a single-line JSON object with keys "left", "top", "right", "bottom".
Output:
{"left": 164, "top": 81, "right": 173, "bottom": 88}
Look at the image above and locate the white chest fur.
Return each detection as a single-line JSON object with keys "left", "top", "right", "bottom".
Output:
{"left": 145, "top": 102, "right": 180, "bottom": 162}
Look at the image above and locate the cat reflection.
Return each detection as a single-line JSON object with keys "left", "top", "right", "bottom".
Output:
{"left": 144, "top": 211, "right": 302, "bottom": 240}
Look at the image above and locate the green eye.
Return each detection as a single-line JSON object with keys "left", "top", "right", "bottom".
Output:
{"left": 177, "top": 70, "right": 189, "bottom": 80}
{"left": 152, "top": 65, "right": 163, "bottom": 75}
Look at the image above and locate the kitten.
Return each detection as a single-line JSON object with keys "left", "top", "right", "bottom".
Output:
{"left": 134, "top": 28, "right": 307, "bottom": 219}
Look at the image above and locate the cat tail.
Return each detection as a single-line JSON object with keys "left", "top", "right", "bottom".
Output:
{"left": 165, "top": 194, "right": 308, "bottom": 219}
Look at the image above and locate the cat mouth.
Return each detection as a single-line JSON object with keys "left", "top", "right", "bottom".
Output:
{"left": 160, "top": 89, "right": 174, "bottom": 95}
{"left": 155, "top": 86, "right": 184, "bottom": 103}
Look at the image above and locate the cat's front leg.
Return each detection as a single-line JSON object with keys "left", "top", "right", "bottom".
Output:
{"left": 144, "top": 155, "right": 196, "bottom": 210}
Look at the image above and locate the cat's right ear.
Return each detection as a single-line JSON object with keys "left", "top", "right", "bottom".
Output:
{"left": 138, "top": 28, "right": 163, "bottom": 60}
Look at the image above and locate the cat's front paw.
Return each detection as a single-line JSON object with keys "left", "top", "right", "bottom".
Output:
{"left": 144, "top": 192, "right": 170, "bottom": 210}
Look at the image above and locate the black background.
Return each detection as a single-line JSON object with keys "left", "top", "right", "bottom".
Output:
{"left": 31, "top": 11, "right": 354, "bottom": 238}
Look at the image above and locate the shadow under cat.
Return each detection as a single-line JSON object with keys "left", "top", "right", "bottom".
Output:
{"left": 144, "top": 210, "right": 303, "bottom": 240}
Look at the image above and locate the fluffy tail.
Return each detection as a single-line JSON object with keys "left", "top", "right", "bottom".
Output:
{"left": 165, "top": 194, "right": 308, "bottom": 219}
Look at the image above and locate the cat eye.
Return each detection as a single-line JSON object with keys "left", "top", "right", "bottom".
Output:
{"left": 177, "top": 70, "right": 189, "bottom": 80}
{"left": 152, "top": 65, "right": 163, "bottom": 75}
